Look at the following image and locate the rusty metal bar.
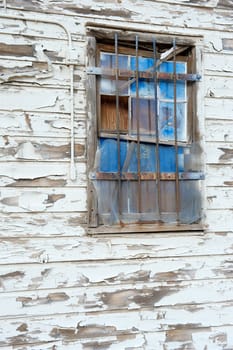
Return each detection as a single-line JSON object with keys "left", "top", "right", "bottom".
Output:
{"left": 153, "top": 38, "right": 161, "bottom": 220}
{"left": 87, "top": 67, "right": 201, "bottom": 82}
{"left": 135, "top": 35, "right": 142, "bottom": 213}
{"left": 91, "top": 172, "right": 204, "bottom": 181}
{"left": 173, "top": 38, "right": 181, "bottom": 223}
{"left": 115, "top": 33, "right": 122, "bottom": 220}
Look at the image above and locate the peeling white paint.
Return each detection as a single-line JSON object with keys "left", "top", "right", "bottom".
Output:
{"left": 0, "top": 0, "right": 233, "bottom": 349}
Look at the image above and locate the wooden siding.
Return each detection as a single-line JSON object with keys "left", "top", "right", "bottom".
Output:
{"left": 0, "top": 0, "right": 233, "bottom": 349}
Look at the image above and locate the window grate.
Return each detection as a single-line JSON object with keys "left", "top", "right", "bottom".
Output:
{"left": 87, "top": 34, "right": 203, "bottom": 228}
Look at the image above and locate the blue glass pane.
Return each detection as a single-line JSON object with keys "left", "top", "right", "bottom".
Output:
{"left": 159, "top": 101, "right": 186, "bottom": 141}
{"left": 131, "top": 80, "right": 154, "bottom": 97}
{"left": 130, "top": 56, "right": 155, "bottom": 97}
{"left": 159, "top": 62, "right": 186, "bottom": 100}
{"left": 159, "top": 80, "right": 185, "bottom": 100}
{"left": 159, "top": 61, "right": 186, "bottom": 74}
{"left": 100, "top": 53, "right": 128, "bottom": 69}
{"left": 130, "top": 56, "right": 154, "bottom": 71}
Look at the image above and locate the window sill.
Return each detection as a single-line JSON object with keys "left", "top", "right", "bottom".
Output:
{"left": 87, "top": 223, "right": 203, "bottom": 235}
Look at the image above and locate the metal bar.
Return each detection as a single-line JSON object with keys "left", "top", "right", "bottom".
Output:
{"left": 135, "top": 35, "right": 142, "bottom": 213}
{"left": 115, "top": 33, "right": 122, "bottom": 220}
{"left": 91, "top": 172, "right": 205, "bottom": 181}
{"left": 173, "top": 38, "right": 181, "bottom": 223}
{"left": 99, "top": 131, "right": 189, "bottom": 146}
{"left": 153, "top": 38, "right": 161, "bottom": 220}
{"left": 87, "top": 67, "right": 201, "bottom": 82}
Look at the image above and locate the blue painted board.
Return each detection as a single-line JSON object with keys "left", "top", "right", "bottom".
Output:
{"left": 99, "top": 138, "right": 184, "bottom": 173}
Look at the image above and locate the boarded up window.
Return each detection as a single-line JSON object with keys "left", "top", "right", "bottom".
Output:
{"left": 87, "top": 34, "right": 203, "bottom": 232}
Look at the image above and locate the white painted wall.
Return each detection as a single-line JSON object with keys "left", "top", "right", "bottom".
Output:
{"left": 0, "top": 0, "right": 233, "bottom": 348}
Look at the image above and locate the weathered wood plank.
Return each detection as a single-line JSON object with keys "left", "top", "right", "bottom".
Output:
{"left": 1, "top": 307, "right": 233, "bottom": 348}
{"left": 0, "top": 85, "right": 86, "bottom": 113}
{"left": 205, "top": 142, "right": 233, "bottom": 164}
{"left": 206, "top": 209, "right": 233, "bottom": 232}
{"left": 0, "top": 161, "right": 86, "bottom": 187}
{"left": 0, "top": 187, "right": 86, "bottom": 213}
{"left": 0, "top": 212, "right": 86, "bottom": 238}
{"left": 0, "top": 58, "right": 85, "bottom": 89}
{"left": 0, "top": 16, "right": 73, "bottom": 41}
{"left": 0, "top": 111, "right": 86, "bottom": 138}
{"left": 1, "top": 278, "right": 233, "bottom": 318}
{"left": 205, "top": 119, "right": 233, "bottom": 142}
{"left": 1, "top": 232, "right": 233, "bottom": 265}
{"left": 205, "top": 75, "right": 233, "bottom": 98}
{"left": 0, "top": 254, "right": 233, "bottom": 292}
{"left": 0, "top": 34, "right": 79, "bottom": 63}
{"left": 206, "top": 164, "right": 233, "bottom": 187}
{"left": 206, "top": 187, "right": 233, "bottom": 209}
{"left": 205, "top": 97, "right": 233, "bottom": 119}
{"left": 145, "top": 325, "right": 233, "bottom": 350}
{"left": 0, "top": 137, "right": 85, "bottom": 161}
{"left": 204, "top": 52, "right": 233, "bottom": 74}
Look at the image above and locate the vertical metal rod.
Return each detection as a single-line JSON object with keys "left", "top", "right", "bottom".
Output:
{"left": 135, "top": 35, "right": 142, "bottom": 213}
{"left": 115, "top": 33, "right": 122, "bottom": 220}
{"left": 70, "top": 64, "right": 76, "bottom": 180}
{"left": 173, "top": 38, "right": 180, "bottom": 222}
{"left": 153, "top": 39, "right": 161, "bottom": 219}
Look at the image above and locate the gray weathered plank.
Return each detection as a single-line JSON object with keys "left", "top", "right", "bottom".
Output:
{"left": 1, "top": 232, "right": 233, "bottom": 265}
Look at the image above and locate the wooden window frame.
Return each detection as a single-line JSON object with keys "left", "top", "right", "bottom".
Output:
{"left": 86, "top": 32, "right": 204, "bottom": 234}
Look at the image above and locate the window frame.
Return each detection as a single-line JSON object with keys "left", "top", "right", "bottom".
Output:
{"left": 86, "top": 32, "right": 204, "bottom": 234}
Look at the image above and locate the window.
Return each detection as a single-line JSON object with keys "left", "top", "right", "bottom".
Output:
{"left": 87, "top": 33, "right": 203, "bottom": 233}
